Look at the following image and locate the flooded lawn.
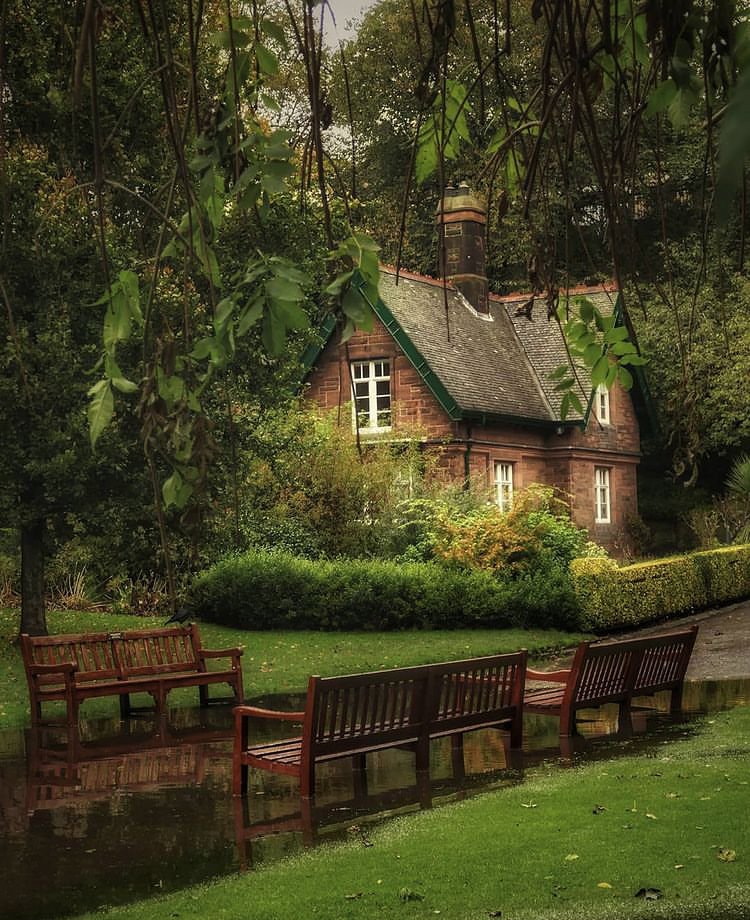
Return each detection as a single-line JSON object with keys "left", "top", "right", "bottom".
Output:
{"left": 1, "top": 679, "right": 748, "bottom": 920}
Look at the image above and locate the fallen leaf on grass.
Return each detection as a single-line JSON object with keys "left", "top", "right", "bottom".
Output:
{"left": 564, "top": 854, "right": 579, "bottom": 862}
{"left": 592, "top": 804, "right": 607, "bottom": 814}
{"left": 635, "top": 888, "right": 662, "bottom": 901}
{"left": 597, "top": 882, "right": 613, "bottom": 889}
{"left": 645, "top": 813, "right": 658, "bottom": 820}
{"left": 344, "top": 893, "right": 363, "bottom": 900}
{"left": 488, "top": 912, "right": 503, "bottom": 918}
{"left": 674, "top": 864, "right": 685, "bottom": 870}
{"left": 717, "top": 848, "right": 737, "bottom": 862}
{"left": 520, "top": 801, "right": 537, "bottom": 808}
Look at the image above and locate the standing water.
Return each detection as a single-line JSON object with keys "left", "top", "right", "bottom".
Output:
{"left": 1, "top": 679, "right": 748, "bottom": 919}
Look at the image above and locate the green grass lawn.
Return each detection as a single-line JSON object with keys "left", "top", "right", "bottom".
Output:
{"left": 64, "top": 706, "right": 750, "bottom": 920}
{"left": 0, "top": 607, "right": 590, "bottom": 727}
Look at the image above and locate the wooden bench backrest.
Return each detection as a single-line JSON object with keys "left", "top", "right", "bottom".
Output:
{"left": 631, "top": 626, "right": 698, "bottom": 694}
{"left": 305, "top": 651, "right": 527, "bottom": 758}
{"left": 306, "top": 666, "right": 431, "bottom": 759}
{"left": 21, "top": 625, "right": 203, "bottom": 684}
{"left": 113, "top": 625, "right": 201, "bottom": 677}
{"left": 567, "top": 639, "right": 641, "bottom": 707}
{"left": 22, "top": 632, "right": 120, "bottom": 684}
{"left": 427, "top": 651, "right": 527, "bottom": 734}
{"left": 568, "top": 626, "right": 699, "bottom": 708}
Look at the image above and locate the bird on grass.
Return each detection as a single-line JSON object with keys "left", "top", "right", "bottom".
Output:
{"left": 164, "top": 606, "right": 192, "bottom": 625}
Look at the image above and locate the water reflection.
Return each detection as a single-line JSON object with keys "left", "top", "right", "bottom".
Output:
{"left": 1, "top": 678, "right": 747, "bottom": 919}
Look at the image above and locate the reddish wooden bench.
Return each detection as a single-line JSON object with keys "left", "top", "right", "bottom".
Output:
{"left": 233, "top": 651, "right": 527, "bottom": 799}
{"left": 523, "top": 625, "right": 698, "bottom": 736}
{"left": 21, "top": 624, "right": 244, "bottom": 728}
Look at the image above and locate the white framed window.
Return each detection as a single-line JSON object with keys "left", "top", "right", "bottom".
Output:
{"left": 495, "top": 462, "right": 514, "bottom": 512}
{"left": 351, "top": 360, "right": 391, "bottom": 433}
{"left": 595, "top": 385, "right": 610, "bottom": 425}
{"left": 594, "top": 466, "right": 611, "bottom": 523}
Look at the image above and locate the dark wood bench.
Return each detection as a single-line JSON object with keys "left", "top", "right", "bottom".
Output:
{"left": 233, "top": 651, "right": 527, "bottom": 798}
{"left": 21, "top": 624, "right": 244, "bottom": 729}
{"left": 523, "top": 625, "right": 698, "bottom": 736}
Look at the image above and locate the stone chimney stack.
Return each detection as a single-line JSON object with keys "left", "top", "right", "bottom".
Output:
{"left": 436, "top": 183, "right": 489, "bottom": 315}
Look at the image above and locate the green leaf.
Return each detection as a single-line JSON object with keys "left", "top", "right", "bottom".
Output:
{"left": 645, "top": 78, "right": 678, "bottom": 117}
{"left": 568, "top": 391, "right": 584, "bottom": 415}
{"left": 255, "top": 43, "right": 279, "bottom": 76}
{"left": 266, "top": 276, "right": 303, "bottom": 302}
{"left": 610, "top": 340, "right": 637, "bottom": 356}
{"left": 553, "top": 377, "right": 575, "bottom": 392}
{"left": 269, "top": 297, "right": 309, "bottom": 330}
{"left": 111, "top": 376, "right": 139, "bottom": 394}
{"left": 326, "top": 270, "right": 354, "bottom": 296}
{"left": 578, "top": 298, "right": 594, "bottom": 323}
{"left": 162, "top": 470, "right": 193, "bottom": 510}
{"left": 549, "top": 364, "right": 570, "bottom": 380}
{"left": 87, "top": 379, "right": 114, "bottom": 447}
{"left": 214, "top": 297, "right": 236, "bottom": 330}
{"left": 342, "top": 286, "right": 374, "bottom": 329}
{"left": 584, "top": 342, "right": 602, "bottom": 366}
{"left": 262, "top": 310, "right": 286, "bottom": 355}
{"left": 603, "top": 325, "right": 629, "bottom": 345}
{"left": 591, "top": 355, "right": 610, "bottom": 388}
{"left": 617, "top": 365, "right": 634, "bottom": 389}
{"left": 237, "top": 298, "right": 264, "bottom": 336}
{"left": 260, "top": 19, "right": 287, "bottom": 46}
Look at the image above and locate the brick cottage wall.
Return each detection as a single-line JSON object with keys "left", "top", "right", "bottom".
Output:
{"left": 304, "top": 318, "right": 641, "bottom": 555}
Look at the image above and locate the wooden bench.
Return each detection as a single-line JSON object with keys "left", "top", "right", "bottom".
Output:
{"left": 523, "top": 625, "right": 698, "bottom": 736}
{"left": 233, "top": 651, "right": 527, "bottom": 798}
{"left": 21, "top": 624, "right": 244, "bottom": 729}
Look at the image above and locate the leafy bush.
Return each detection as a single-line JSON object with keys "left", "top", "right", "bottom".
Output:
{"left": 188, "top": 549, "right": 582, "bottom": 631}
{"left": 571, "top": 544, "right": 750, "bottom": 630}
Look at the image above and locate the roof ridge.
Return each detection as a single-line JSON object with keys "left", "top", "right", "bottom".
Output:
{"left": 489, "top": 281, "right": 618, "bottom": 303}
{"left": 379, "top": 264, "right": 457, "bottom": 290}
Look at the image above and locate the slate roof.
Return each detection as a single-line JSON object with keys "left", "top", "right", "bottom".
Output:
{"left": 377, "top": 268, "right": 619, "bottom": 426}
{"left": 499, "top": 286, "right": 620, "bottom": 420}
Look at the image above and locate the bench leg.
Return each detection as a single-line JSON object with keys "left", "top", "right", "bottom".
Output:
{"left": 119, "top": 694, "right": 131, "bottom": 720}
{"left": 617, "top": 701, "right": 632, "bottom": 734}
{"left": 669, "top": 686, "right": 684, "bottom": 714}
{"left": 450, "top": 736, "right": 465, "bottom": 780}
{"left": 509, "top": 712, "right": 523, "bottom": 749}
{"left": 199, "top": 685, "right": 209, "bottom": 708}
{"left": 559, "top": 705, "right": 576, "bottom": 737}
{"left": 352, "top": 754, "right": 368, "bottom": 799}
{"left": 415, "top": 736, "right": 430, "bottom": 775}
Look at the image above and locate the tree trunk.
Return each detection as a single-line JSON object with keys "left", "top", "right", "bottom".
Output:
{"left": 20, "top": 517, "right": 47, "bottom": 636}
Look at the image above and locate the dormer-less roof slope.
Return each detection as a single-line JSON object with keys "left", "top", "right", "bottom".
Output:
{"left": 378, "top": 268, "right": 555, "bottom": 424}
{"left": 498, "top": 286, "right": 620, "bottom": 420}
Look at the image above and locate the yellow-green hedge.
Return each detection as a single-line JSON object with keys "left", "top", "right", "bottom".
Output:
{"left": 571, "top": 544, "right": 750, "bottom": 631}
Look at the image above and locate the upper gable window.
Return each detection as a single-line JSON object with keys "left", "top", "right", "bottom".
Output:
{"left": 595, "top": 385, "right": 610, "bottom": 425}
{"left": 351, "top": 360, "right": 392, "bottom": 434}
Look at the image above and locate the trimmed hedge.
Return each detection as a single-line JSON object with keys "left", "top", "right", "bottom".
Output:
{"left": 187, "top": 549, "right": 581, "bottom": 631}
{"left": 571, "top": 543, "right": 750, "bottom": 630}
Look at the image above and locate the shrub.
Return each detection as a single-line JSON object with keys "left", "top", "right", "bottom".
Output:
{"left": 187, "top": 549, "right": 581, "bottom": 632}
{"left": 571, "top": 544, "right": 750, "bottom": 630}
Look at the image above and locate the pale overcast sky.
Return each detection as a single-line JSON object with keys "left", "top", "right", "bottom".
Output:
{"left": 324, "top": 0, "right": 375, "bottom": 43}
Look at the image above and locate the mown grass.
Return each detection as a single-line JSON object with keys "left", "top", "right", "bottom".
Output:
{"left": 66, "top": 707, "right": 750, "bottom": 920}
{"left": 0, "top": 607, "right": 590, "bottom": 727}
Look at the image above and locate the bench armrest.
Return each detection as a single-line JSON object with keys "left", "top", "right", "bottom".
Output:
{"left": 199, "top": 647, "right": 243, "bottom": 661}
{"left": 28, "top": 661, "right": 77, "bottom": 676}
{"left": 234, "top": 705, "right": 305, "bottom": 722}
{"left": 526, "top": 667, "right": 570, "bottom": 683}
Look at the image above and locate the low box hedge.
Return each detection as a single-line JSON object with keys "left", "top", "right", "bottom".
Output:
{"left": 571, "top": 543, "right": 750, "bottom": 630}
{"left": 187, "top": 549, "right": 581, "bottom": 631}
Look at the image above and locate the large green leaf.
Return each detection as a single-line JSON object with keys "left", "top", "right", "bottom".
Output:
{"left": 87, "top": 379, "right": 114, "bottom": 448}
